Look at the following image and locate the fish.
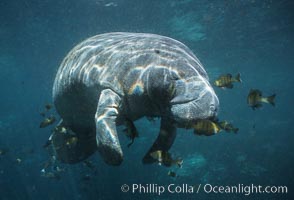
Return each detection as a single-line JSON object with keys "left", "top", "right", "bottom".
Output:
{"left": 150, "top": 150, "right": 183, "bottom": 168}
{"left": 214, "top": 73, "right": 242, "bottom": 89}
{"left": 192, "top": 119, "right": 221, "bottom": 136}
{"left": 123, "top": 119, "right": 139, "bottom": 148}
{"left": 41, "top": 170, "right": 61, "bottom": 180}
{"left": 16, "top": 158, "right": 22, "bottom": 164}
{"left": 218, "top": 121, "right": 239, "bottom": 133}
{"left": 40, "top": 104, "right": 53, "bottom": 117}
{"left": 65, "top": 136, "right": 78, "bottom": 147}
{"left": 39, "top": 116, "right": 56, "bottom": 128}
{"left": 45, "top": 104, "right": 52, "bottom": 110}
{"left": 54, "top": 125, "right": 67, "bottom": 134}
{"left": 54, "top": 166, "right": 66, "bottom": 173}
{"left": 247, "top": 89, "right": 276, "bottom": 110}
{"left": 167, "top": 171, "right": 177, "bottom": 178}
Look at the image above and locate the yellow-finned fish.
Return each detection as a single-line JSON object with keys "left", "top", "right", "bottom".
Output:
{"left": 219, "top": 121, "right": 239, "bottom": 133}
{"left": 150, "top": 150, "right": 183, "bottom": 168}
{"left": 193, "top": 119, "right": 221, "bottom": 136}
{"left": 214, "top": 73, "right": 241, "bottom": 89}
{"left": 65, "top": 136, "right": 78, "bottom": 147}
{"left": 45, "top": 104, "right": 53, "bottom": 110}
{"left": 247, "top": 89, "right": 276, "bottom": 110}
{"left": 54, "top": 125, "right": 67, "bottom": 134}
{"left": 39, "top": 116, "right": 56, "bottom": 128}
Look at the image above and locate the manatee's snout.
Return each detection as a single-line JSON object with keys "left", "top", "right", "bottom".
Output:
{"left": 170, "top": 78, "right": 219, "bottom": 125}
{"left": 207, "top": 93, "right": 219, "bottom": 118}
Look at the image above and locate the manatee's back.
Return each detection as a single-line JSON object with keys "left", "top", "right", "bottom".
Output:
{"left": 52, "top": 32, "right": 208, "bottom": 130}
{"left": 53, "top": 32, "right": 207, "bottom": 97}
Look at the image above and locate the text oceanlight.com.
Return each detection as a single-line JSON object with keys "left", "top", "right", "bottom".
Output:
{"left": 121, "top": 183, "right": 288, "bottom": 196}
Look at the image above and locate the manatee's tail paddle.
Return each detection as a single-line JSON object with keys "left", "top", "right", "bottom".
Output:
{"left": 235, "top": 73, "right": 242, "bottom": 83}
{"left": 266, "top": 94, "right": 276, "bottom": 107}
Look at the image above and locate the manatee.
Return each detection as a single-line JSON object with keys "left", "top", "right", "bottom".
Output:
{"left": 50, "top": 32, "right": 219, "bottom": 166}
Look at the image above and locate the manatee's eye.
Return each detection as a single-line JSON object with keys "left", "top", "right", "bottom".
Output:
{"left": 154, "top": 49, "right": 160, "bottom": 54}
{"left": 170, "top": 72, "right": 180, "bottom": 81}
{"left": 210, "top": 104, "right": 216, "bottom": 112}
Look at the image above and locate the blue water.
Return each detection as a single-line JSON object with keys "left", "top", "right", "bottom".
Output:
{"left": 0, "top": 0, "right": 293, "bottom": 199}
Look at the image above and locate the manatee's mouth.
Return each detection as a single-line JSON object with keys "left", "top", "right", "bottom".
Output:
{"left": 170, "top": 95, "right": 198, "bottom": 105}
{"left": 171, "top": 100, "right": 218, "bottom": 129}
{"left": 170, "top": 98, "right": 195, "bottom": 105}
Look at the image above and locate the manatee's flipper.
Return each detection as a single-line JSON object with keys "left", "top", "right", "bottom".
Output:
{"left": 142, "top": 117, "right": 177, "bottom": 164}
{"left": 48, "top": 120, "right": 97, "bottom": 164}
{"left": 95, "top": 89, "right": 123, "bottom": 166}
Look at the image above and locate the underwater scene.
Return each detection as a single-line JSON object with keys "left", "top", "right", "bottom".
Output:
{"left": 0, "top": 0, "right": 293, "bottom": 199}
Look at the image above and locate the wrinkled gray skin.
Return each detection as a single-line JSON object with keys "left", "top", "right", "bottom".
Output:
{"left": 51, "top": 32, "right": 219, "bottom": 166}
